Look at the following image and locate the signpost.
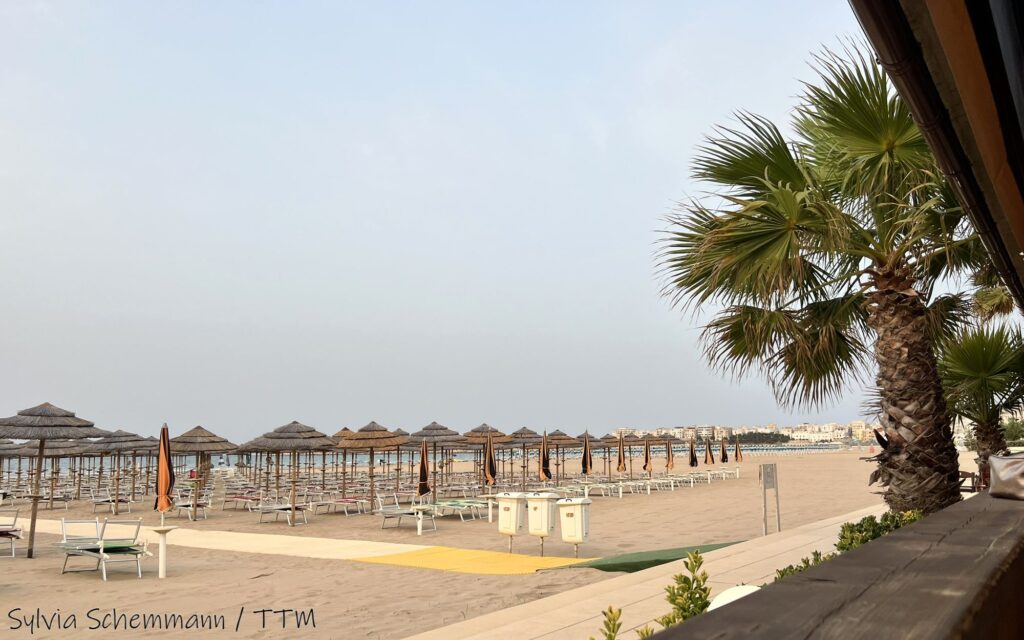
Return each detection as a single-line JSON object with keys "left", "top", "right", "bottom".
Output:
{"left": 759, "top": 463, "right": 781, "bottom": 535}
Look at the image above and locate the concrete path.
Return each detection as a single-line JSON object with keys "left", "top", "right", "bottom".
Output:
{"left": 405, "top": 503, "right": 887, "bottom": 640}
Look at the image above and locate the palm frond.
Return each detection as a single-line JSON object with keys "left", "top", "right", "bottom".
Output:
{"left": 692, "top": 111, "right": 808, "bottom": 196}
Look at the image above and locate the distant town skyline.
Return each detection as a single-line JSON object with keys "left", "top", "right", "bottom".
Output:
{"left": 0, "top": 2, "right": 868, "bottom": 443}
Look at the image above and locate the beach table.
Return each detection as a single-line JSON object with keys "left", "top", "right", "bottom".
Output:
{"left": 412, "top": 504, "right": 437, "bottom": 535}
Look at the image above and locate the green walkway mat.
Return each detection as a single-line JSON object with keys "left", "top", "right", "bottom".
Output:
{"left": 574, "top": 542, "right": 740, "bottom": 573}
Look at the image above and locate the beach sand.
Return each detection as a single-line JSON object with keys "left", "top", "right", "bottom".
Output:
{"left": 3, "top": 450, "right": 918, "bottom": 639}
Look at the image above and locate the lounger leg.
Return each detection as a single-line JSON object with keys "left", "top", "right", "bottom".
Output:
{"left": 62, "top": 554, "right": 70, "bottom": 574}
{"left": 101, "top": 560, "right": 107, "bottom": 582}
{"left": 137, "top": 557, "right": 142, "bottom": 578}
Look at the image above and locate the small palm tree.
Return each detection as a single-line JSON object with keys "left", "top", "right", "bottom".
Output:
{"left": 939, "top": 325, "right": 1024, "bottom": 477}
{"left": 660, "top": 46, "right": 988, "bottom": 512}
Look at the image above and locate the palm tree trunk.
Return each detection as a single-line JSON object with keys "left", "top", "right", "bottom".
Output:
{"left": 973, "top": 420, "right": 1008, "bottom": 487}
{"left": 866, "top": 279, "right": 961, "bottom": 513}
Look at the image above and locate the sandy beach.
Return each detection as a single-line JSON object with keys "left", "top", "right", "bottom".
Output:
{"left": 2, "top": 450, "right": 902, "bottom": 639}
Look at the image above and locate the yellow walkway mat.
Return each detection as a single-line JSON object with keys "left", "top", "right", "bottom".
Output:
{"left": 356, "top": 546, "right": 593, "bottom": 575}
{"left": 33, "top": 518, "right": 594, "bottom": 575}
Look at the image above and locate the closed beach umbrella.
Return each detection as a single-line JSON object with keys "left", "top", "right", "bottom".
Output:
{"left": 735, "top": 437, "right": 744, "bottom": 463}
{"left": 408, "top": 422, "right": 464, "bottom": 501}
{"left": 665, "top": 437, "right": 675, "bottom": 471}
{"left": 642, "top": 438, "right": 653, "bottom": 475}
{"left": 705, "top": 438, "right": 715, "bottom": 465}
{"left": 464, "top": 424, "right": 510, "bottom": 486}
{"left": 581, "top": 431, "right": 593, "bottom": 476}
{"left": 483, "top": 433, "right": 497, "bottom": 486}
{"left": 721, "top": 438, "right": 729, "bottom": 463}
{"left": 689, "top": 439, "right": 699, "bottom": 467}
{"left": 0, "top": 403, "right": 108, "bottom": 559}
{"left": 539, "top": 432, "right": 552, "bottom": 481}
{"left": 417, "top": 439, "right": 430, "bottom": 497}
{"left": 623, "top": 433, "right": 640, "bottom": 479}
{"left": 616, "top": 434, "right": 626, "bottom": 473}
{"left": 155, "top": 424, "right": 175, "bottom": 522}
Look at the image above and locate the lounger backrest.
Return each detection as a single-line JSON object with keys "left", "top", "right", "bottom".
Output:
{"left": 61, "top": 518, "right": 101, "bottom": 543}
{"left": 0, "top": 508, "right": 17, "bottom": 528}
{"left": 100, "top": 518, "right": 142, "bottom": 545}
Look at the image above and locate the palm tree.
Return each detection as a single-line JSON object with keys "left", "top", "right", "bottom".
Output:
{"left": 939, "top": 325, "right": 1024, "bottom": 480}
{"left": 660, "top": 47, "right": 988, "bottom": 513}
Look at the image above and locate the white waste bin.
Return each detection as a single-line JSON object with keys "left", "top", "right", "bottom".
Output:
{"left": 557, "top": 497, "right": 591, "bottom": 557}
{"left": 526, "top": 492, "right": 560, "bottom": 556}
{"left": 496, "top": 492, "right": 527, "bottom": 552}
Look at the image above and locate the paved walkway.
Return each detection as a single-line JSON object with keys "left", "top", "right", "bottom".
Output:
{"left": 406, "top": 503, "right": 887, "bottom": 640}
{"left": 32, "top": 518, "right": 587, "bottom": 574}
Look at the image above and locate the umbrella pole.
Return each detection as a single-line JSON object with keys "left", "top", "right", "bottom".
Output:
{"left": 26, "top": 439, "right": 45, "bottom": 559}
{"left": 48, "top": 460, "right": 56, "bottom": 510}
{"left": 113, "top": 452, "right": 121, "bottom": 516}
{"left": 289, "top": 450, "right": 298, "bottom": 527}
{"left": 368, "top": 447, "right": 375, "bottom": 510}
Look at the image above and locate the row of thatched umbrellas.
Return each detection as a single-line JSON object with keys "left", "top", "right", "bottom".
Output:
{"left": 0, "top": 402, "right": 743, "bottom": 549}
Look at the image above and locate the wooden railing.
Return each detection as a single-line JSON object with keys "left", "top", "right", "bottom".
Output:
{"left": 655, "top": 493, "right": 1024, "bottom": 639}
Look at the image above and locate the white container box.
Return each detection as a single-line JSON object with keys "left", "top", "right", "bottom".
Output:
{"left": 526, "top": 492, "right": 560, "bottom": 538}
{"left": 557, "top": 497, "right": 591, "bottom": 545}
{"left": 496, "top": 492, "right": 527, "bottom": 537}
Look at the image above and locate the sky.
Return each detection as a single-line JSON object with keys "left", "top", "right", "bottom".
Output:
{"left": 0, "top": 1, "right": 869, "bottom": 441}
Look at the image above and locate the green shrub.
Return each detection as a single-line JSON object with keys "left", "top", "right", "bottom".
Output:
{"left": 591, "top": 551, "right": 712, "bottom": 639}
{"left": 774, "top": 510, "right": 924, "bottom": 583}
{"left": 589, "top": 606, "right": 623, "bottom": 640}
{"left": 773, "top": 550, "right": 836, "bottom": 582}
{"left": 835, "top": 510, "right": 922, "bottom": 552}
{"left": 655, "top": 551, "right": 711, "bottom": 628}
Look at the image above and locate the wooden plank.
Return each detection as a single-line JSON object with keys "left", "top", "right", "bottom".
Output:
{"left": 656, "top": 495, "right": 1024, "bottom": 639}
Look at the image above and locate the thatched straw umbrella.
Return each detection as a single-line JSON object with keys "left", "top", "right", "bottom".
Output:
{"left": 0, "top": 439, "right": 21, "bottom": 488}
{"left": 408, "top": 422, "right": 464, "bottom": 501}
{"left": 508, "top": 427, "right": 542, "bottom": 490}
{"left": 547, "top": 430, "right": 579, "bottom": 483}
{"left": 86, "top": 430, "right": 156, "bottom": 515}
{"left": 13, "top": 439, "right": 87, "bottom": 511}
{"left": 332, "top": 427, "right": 353, "bottom": 489}
{"left": 170, "top": 426, "right": 237, "bottom": 516}
{"left": 337, "top": 422, "right": 408, "bottom": 508}
{"left": 246, "top": 421, "right": 333, "bottom": 526}
{"left": 463, "top": 425, "right": 511, "bottom": 487}
{"left": 0, "top": 403, "right": 108, "bottom": 558}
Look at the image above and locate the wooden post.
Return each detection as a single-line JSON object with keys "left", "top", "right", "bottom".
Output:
{"left": 27, "top": 439, "right": 44, "bottom": 558}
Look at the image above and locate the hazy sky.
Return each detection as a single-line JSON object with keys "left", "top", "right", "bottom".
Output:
{"left": 0, "top": 1, "right": 869, "bottom": 440}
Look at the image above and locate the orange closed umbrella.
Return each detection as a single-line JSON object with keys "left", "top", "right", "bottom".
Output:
{"left": 483, "top": 433, "right": 497, "bottom": 486}
{"left": 539, "top": 432, "right": 552, "bottom": 481}
{"left": 642, "top": 438, "right": 653, "bottom": 475}
{"left": 416, "top": 439, "right": 430, "bottom": 497}
{"left": 581, "top": 432, "right": 593, "bottom": 476}
{"left": 155, "top": 423, "right": 175, "bottom": 523}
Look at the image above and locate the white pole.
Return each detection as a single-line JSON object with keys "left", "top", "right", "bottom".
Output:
{"left": 158, "top": 532, "right": 168, "bottom": 578}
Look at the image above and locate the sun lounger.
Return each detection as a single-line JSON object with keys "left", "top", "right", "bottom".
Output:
{"left": 56, "top": 518, "right": 151, "bottom": 581}
{"left": 0, "top": 508, "right": 22, "bottom": 557}
{"left": 254, "top": 502, "right": 308, "bottom": 525}
{"left": 374, "top": 497, "right": 435, "bottom": 531}
{"left": 433, "top": 499, "right": 484, "bottom": 521}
